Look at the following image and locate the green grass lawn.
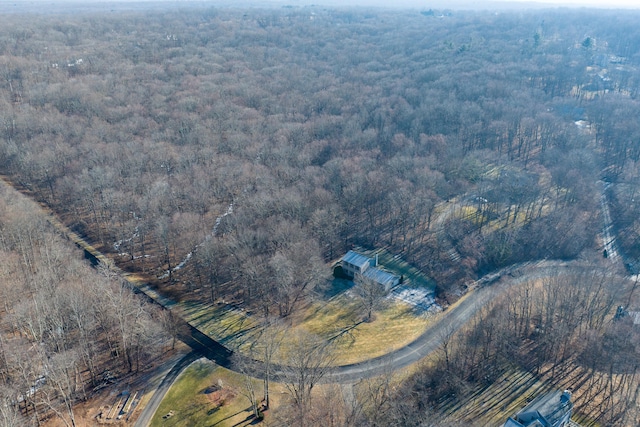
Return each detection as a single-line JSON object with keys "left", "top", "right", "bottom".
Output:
{"left": 175, "top": 291, "right": 432, "bottom": 367}
{"left": 150, "top": 360, "right": 270, "bottom": 427}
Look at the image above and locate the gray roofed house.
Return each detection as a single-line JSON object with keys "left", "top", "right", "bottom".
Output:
{"left": 503, "top": 390, "right": 574, "bottom": 427}
{"left": 341, "top": 250, "right": 400, "bottom": 292}
{"left": 341, "top": 250, "right": 372, "bottom": 278}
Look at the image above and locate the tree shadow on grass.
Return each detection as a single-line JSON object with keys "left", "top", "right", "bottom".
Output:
{"left": 230, "top": 412, "right": 264, "bottom": 427}
{"left": 320, "top": 278, "right": 354, "bottom": 299}
{"left": 187, "top": 304, "right": 234, "bottom": 329}
{"left": 188, "top": 360, "right": 216, "bottom": 379}
{"left": 208, "top": 406, "right": 252, "bottom": 426}
{"left": 164, "top": 402, "right": 206, "bottom": 426}
{"left": 218, "top": 324, "right": 261, "bottom": 348}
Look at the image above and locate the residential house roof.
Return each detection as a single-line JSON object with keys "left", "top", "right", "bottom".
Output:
{"left": 342, "top": 250, "right": 372, "bottom": 269}
{"left": 363, "top": 267, "right": 398, "bottom": 289}
{"left": 504, "top": 391, "right": 573, "bottom": 427}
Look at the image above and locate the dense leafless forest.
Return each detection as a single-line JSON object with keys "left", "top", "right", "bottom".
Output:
{"left": 2, "top": 4, "right": 640, "bottom": 426}
{"left": 0, "top": 181, "right": 169, "bottom": 426}
{"left": 3, "top": 6, "right": 639, "bottom": 297}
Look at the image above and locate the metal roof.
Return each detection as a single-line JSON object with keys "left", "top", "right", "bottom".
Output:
{"left": 363, "top": 267, "right": 398, "bottom": 287}
{"left": 342, "top": 250, "right": 371, "bottom": 269}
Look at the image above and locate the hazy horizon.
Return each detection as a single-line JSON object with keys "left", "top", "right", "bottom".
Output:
{"left": 2, "top": 0, "right": 640, "bottom": 10}
{"left": 295, "top": 0, "right": 640, "bottom": 9}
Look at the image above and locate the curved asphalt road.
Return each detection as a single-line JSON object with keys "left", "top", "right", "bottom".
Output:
{"left": 0, "top": 176, "right": 615, "bottom": 384}
{"left": 128, "top": 261, "right": 616, "bottom": 426}
{"left": 2, "top": 172, "right": 629, "bottom": 421}
{"left": 262, "top": 261, "right": 607, "bottom": 384}
{"left": 299, "top": 261, "right": 584, "bottom": 383}
{"left": 122, "top": 254, "right": 628, "bottom": 422}
{"left": 134, "top": 351, "right": 200, "bottom": 427}
{"left": 324, "top": 282, "right": 500, "bottom": 383}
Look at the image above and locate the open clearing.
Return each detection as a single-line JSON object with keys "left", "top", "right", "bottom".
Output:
{"left": 177, "top": 300, "right": 262, "bottom": 353}
{"left": 297, "top": 295, "right": 433, "bottom": 365}
{"left": 149, "top": 359, "right": 283, "bottom": 427}
{"left": 173, "top": 252, "right": 436, "bottom": 366}
{"left": 176, "top": 295, "right": 433, "bottom": 366}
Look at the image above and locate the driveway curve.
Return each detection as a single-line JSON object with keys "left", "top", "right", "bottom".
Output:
{"left": 342, "top": 261, "right": 619, "bottom": 380}
{"left": 278, "top": 261, "right": 601, "bottom": 383}
{"left": 134, "top": 351, "right": 200, "bottom": 427}
{"left": 2, "top": 173, "right": 623, "bottom": 384}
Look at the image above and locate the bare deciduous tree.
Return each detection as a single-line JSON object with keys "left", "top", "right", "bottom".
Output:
{"left": 232, "top": 354, "right": 262, "bottom": 420}
{"left": 281, "top": 331, "right": 335, "bottom": 427}
{"left": 353, "top": 273, "right": 389, "bottom": 323}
